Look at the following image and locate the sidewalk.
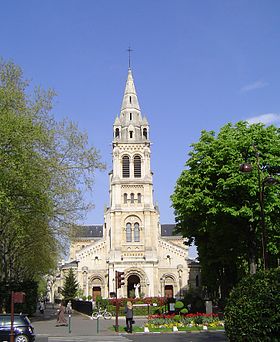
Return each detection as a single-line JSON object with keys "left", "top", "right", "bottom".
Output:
{"left": 31, "top": 304, "right": 144, "bottom": 339}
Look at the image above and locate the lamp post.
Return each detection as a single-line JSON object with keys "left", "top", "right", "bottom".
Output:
{"left": 240, "top": 145, "right": 279, "bottom": 270}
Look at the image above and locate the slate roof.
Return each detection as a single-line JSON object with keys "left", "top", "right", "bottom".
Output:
{"left": 72, "top": 225, "right": 103, "bottom": 238}
{"left": 161, "top": 224, "right": 180, "bottom": 236}
{"left": 72, "top": 224, "right": 179, "bottom": 238}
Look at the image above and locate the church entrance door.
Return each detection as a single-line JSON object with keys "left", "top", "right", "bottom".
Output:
{"left": 127, "top": 275, "right": 140, "bottom": 298}
{"left": 165, "top": 285, "right": 173, "bottom": 298}
{"left": 92, "top": 286, "right": 101, "bottom": 300}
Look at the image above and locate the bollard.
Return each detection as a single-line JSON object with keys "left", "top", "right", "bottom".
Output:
{"left": 68, "top": 314, "right": 72, "bottom": 333}
{"left": 96, "top": 317, "right": 99, "bottom": 334}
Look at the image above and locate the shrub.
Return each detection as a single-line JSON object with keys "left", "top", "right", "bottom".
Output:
{"left": 174, "top": 301, "right": 184, "bottom": 309}
{"left": 180, "top": 308, "right": 188, "bottom": 314}
{"left": 184, "top": 289, "right": 205, "bottom": 313}
{"left": 224, "top": 268, "right": 280, "bottom": 341}
{"left": 95, "top": 295, "right": 109, "bottom": 309}
{"left": 174, "top": 314, "right": 181, "bottom": 322}
{"left": 194, "top": 315, "right": 204, "bottom": 325}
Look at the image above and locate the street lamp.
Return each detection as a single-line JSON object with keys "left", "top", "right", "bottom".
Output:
{"left": 240, "top": 145, "right": 279, "bottom": 270}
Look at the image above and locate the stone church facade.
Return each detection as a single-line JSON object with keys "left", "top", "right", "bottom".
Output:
{"left": 52, "top": 68, "right": 200, "bottom": 302}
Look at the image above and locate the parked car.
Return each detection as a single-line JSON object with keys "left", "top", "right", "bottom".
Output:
{"left": 0, "top": 314, "right": 35, "bottom": 342}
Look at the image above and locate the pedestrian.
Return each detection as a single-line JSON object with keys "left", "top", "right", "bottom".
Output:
{"left": 66, "top": 300, "right": 72, "bottom": 314}
{"left": 39, "top": 301, "right": 45, "bottom": 314}
{"left": 56, "top": 302, "right": 68, "bottom": 326}
{"left": 124, "top": 301, "right": 133, "bottom": 333}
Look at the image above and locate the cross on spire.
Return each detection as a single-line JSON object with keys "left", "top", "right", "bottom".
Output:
{"left": 127, "top": 46, "right": 133, "bottom": 69}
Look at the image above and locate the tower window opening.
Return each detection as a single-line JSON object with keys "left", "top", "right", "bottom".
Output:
{"left": 124, "top": 193, "right": 128, "bottom": 204}
{"left": 143, "top": 128, "right": 147, "bottom": 139}
{"left": 196, "top": 275, "right": 199, "bottom": 287}
{"left": 129, "top": 96, "right": 132, "bottom": 104}
{"left": 134, "top": 155, "right": 141, "bottom": 178}
{"left": 122, "top": 155, "right": 130, "bottom": 178}
{"left": 130, "top": 113, "right": 132, "bottom": 120}
{"left": 115, "top": 128, "right": 120, "bottom": 138}
{"left": 130, "top": 193, "right": 134, "bottom": 204}
{"left": 126, "top": 223, "right": 132, "bottom": 242}
{"left": 129, "top": 131, "right": 133, "bottom": 138}
{"left": 137, "top": 193, "right": 141, "bottom": 203}
{"left": 134, "top": 223, "right": 140, "bottom": 242}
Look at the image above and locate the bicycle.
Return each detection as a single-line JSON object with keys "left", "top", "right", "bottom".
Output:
{"left": 91, "top": 307, "right": 112, "bottom": 320}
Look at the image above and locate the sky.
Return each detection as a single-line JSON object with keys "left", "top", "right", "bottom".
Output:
{"left": 1, "top": 1, "right": 280, "bottom": 257}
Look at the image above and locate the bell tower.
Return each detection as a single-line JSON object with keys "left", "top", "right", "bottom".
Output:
{"left": 105, "top": 67, "right": 160, "bottom": 286}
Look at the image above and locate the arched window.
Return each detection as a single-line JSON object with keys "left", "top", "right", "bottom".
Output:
{"left": 115, "top": 128, "right": 120, "bottom": 138}
{"left": 134, "top": 155, "right": 141, "bottom": 178}
{"left": 126, "top": 223, "right": 132, "bottom": 242}
{"left": 130, "top": 193, "right": 134, "bottom": 204}
{"left": 124, "top": 193, "right": 128, "bottom": 204}
{"left": 137, "top": 193, "right": 141, "bottom": 203}
{"left": 122, "top": 155, "right": 130, "bottom": 178}
{"left": 143, "top": 128, "right": 147, "bottom": 139}
{"left": 195, "top": 275, "right": 199, "bottom": 287}
{"left": 134, "top": 223, "right": 140, "bottom": 242}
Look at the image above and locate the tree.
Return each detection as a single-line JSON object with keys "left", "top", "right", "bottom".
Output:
{"left": 0, "top": 59, "right": 105, "bottom": 285}
{"left": 61, "top": 268, "right": 79, "bottom": 301}
{"left": 171, "top": 121, "right": 280, "bottom": 299}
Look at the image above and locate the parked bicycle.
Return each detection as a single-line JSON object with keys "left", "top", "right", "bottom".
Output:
{"left": 91, "top": 307, "right": 112, "bottom": 320}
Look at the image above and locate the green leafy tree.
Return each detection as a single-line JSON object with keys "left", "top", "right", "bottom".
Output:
{"left": 0, "top": 58, "right": 105, "bottom": 285}
{"left": 171, "top": 122, "right": 280, "bottom": 299}
{"left": 61, "top": 268, "right": 79, "bottom": 301}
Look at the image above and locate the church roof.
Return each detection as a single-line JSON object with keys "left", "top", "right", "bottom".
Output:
{"left": 72, "top": 225, "right": 103, "bottom": 238}
{"left": 72, "top": 224, "right": 179, "bottom": 238}
{"left": 161, "top": 224, "right": 180, "bottom": 236}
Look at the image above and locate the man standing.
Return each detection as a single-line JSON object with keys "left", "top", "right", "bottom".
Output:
{"left": 124, "top": 301, "right": 133, "bottom": 333}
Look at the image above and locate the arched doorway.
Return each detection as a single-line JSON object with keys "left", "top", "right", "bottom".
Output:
{"left": 92, "top": 286, "right": 101, "bottom": 300}
{"left": 165, "top": 285, "right": 173, "bottom": 298}
{"left": 127, "top": 275, "right": 140, "bottom": 298}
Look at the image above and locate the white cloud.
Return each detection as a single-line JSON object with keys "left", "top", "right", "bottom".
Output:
{"left": 246, "top": 113, "right": 280, "bottom": 125}
{"left": 240, "top": 80, "right": 269, "bottom": 92}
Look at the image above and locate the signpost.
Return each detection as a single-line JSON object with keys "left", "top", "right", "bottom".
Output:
{"left": 10, "top": 291, "right": 26, "bottom": 342}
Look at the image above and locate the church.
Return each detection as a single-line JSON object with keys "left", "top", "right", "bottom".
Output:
{"left": 51, "top": 66, "right": 200, "bottom": 301}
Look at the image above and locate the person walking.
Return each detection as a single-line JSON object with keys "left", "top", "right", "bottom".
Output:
{"left": 56, "top": 302, "right": 68, "bottom": 326}
{"left": 125, "top": 301, "right": 133, "bottom": 333}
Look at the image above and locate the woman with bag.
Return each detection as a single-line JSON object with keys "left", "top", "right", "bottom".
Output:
{"left": 124, "top": 301, "right": 133, "bottom": 333}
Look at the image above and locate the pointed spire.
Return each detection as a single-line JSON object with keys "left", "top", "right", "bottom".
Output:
{"left": 121, "top": 68, "right": 140, "bottom": 112}
{"left": 114, "top": 67, "right": 149, "bottom": 144}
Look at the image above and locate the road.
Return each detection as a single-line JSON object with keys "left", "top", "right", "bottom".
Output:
{"left": 44, "top": 332, "right": 228, "bottom": 342}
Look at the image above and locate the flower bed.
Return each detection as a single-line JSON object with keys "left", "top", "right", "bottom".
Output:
{"left": 145, "top": 313, "right": 224, "bottom": 331}
{"left": 108, "top": 297, "right": 167, "bottom": 316}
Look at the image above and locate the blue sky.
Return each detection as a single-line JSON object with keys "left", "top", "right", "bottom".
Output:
{"left": 1, "top": 1, "right": 280, "bottom": 250}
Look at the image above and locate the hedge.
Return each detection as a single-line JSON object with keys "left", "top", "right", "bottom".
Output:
{"left": 224, "top": 268, "right": 280, "bottom": 341}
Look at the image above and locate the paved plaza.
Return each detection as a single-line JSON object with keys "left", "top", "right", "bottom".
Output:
{"left": 32, "top": 304, "right": 227, "bottom": 342}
